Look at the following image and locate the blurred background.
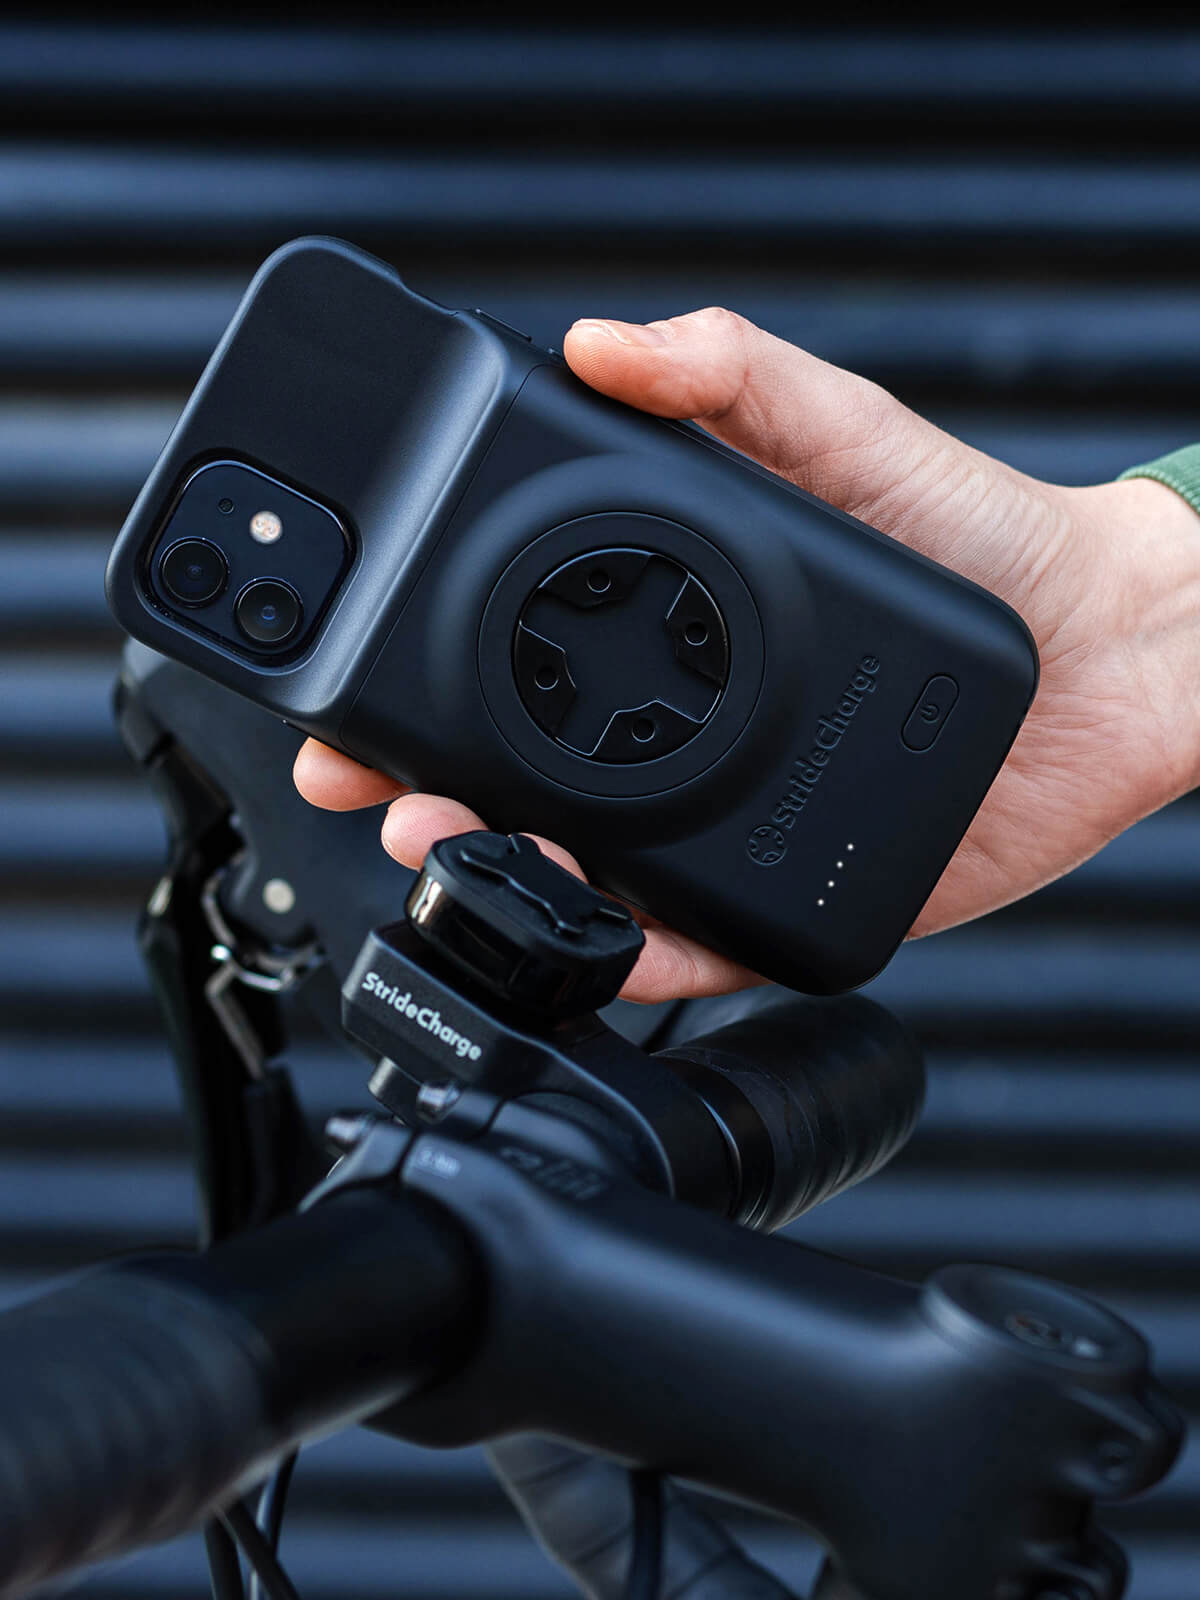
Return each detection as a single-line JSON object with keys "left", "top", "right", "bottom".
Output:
{"left": 1, "top": 12, "right": 1198, "bottom": 1599}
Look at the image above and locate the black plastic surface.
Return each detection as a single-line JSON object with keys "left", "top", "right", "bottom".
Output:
{"left": 513, "top": 544, "right": 729, "bottom": 761}
{"left": 105, "top": 236, "right": 1039, "bottom": 993}
{"left": 407, "top": 830, "right": 643, "bottom": 1015}
{"left": 341, "top": 917, "right": 732, "bottom": 1209}
{"left": 901, "top": 673, "right": 959, "bottom": 752}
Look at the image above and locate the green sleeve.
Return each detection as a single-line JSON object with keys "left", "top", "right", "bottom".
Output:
{"left": 1118, "top": 443, "right": 1200, "bottom": 517}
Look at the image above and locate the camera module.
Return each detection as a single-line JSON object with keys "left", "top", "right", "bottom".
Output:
{"left": 147, "top": 460, "right": 351, "bottom": 659}
{"left": 235, "top": 578, "right": 302, "bottom": 645}
{"left": 159, "top": 539, "right": 228, "bottom": 606}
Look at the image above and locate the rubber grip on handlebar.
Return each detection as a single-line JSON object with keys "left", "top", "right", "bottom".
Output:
{"left": 0, "top": 1269, "right": 273, "bottom": 1599}
{"left": 655, "top": 991, "right": 925, "bottom": 1230}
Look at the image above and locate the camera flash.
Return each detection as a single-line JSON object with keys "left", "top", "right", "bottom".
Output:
{"left": 249, "top": 510, "right": 283, "bottom": 544}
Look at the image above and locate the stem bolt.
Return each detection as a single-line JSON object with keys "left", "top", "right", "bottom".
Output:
{"left": 325, "top": 1112, "right": 371, "bottom": 1153}
{"left": 263, "top": 877, "right": 296, "bottom": 914}
{"left": 416, "top": 1081, "right": 462, "bottom": 1121}
{"left": 1004, "top": 1311, "right": 1105, "bottom": 1359}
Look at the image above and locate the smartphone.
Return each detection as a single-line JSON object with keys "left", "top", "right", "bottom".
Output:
{"left": 106, "top": 236, "right": 1038, "bottom": 993}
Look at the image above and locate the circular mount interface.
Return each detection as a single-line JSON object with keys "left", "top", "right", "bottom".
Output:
{"left": 513, "top": 548, "right": 730, "bottom": 763}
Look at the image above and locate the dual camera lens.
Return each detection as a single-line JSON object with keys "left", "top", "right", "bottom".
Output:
{"left": 234, "top": 579, "right": 302, "bottom": 644}
{"left": 149, "top": 463, "right": 350, "bottom": 660}
{"left": 160, "top": 539, "right": 227, "bottom": 606}
{"left": 159, "top": 538, "right": 301, "bottom": 647}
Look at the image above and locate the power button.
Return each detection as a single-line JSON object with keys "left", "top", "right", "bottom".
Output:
{"left": 902, "top": 675, "right": 959, "bottom": 751}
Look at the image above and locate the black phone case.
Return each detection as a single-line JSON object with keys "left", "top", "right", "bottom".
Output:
{"left": 106, "top": 237, "right": 1038, "bottom": 993}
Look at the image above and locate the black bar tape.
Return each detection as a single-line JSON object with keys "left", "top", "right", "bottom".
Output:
{"left": 656, "top": 993, "right": 924, "bottom": 1230}
{"left": 0, "top": 1269, "right": 274, "bottom": 1598}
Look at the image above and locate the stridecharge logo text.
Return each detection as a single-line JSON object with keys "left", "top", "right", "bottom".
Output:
{"left": 360, "top": 971, "right": 483, "bottom": 1061}
{"left": 746, "top": 654, "right": 881, "bottom": 866}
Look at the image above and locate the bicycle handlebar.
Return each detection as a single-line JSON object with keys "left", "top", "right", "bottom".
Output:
{"left": 0, "top": 1116, "right": 1180, "bottom": 1600}
{"left": 655, "top": 990, "right": 923, "bottom": 1228}
{"left": 0, "top": 1267, "right": 270, "bottom": 1597}
{"left": 0, "top": 1187, "right": 475, "bottom": 1599}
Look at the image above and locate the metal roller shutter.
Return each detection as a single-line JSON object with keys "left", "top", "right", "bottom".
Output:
{"left": 0, "top": 20, "right": 1195, "bottom": 1598}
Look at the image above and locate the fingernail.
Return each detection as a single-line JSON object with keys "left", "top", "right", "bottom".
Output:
{"left": 571, "top": 318, "right": 667, "bottom": 347}
{"left": 381, "top": 818, "right": 408, "bottom": 863}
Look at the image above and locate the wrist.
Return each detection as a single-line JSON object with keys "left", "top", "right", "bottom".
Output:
{"left": 1086, "top": 476, "right": 1200, "bottom": 800}
{"left": 1118, "top": 440, "right": 1200, "bottom": 518}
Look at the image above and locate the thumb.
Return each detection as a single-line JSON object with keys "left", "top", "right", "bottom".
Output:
{"left": 562, "top": 308, "right": 1055, "bottom": 579}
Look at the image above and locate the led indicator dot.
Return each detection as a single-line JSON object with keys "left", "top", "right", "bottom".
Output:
{"left": 847, "top": 842, "right": 855, "bottom": 851}
{"left": 836, "top": 860, "right": 844, "bottom": 869}
{"left": 827, "top": 880, "right": 835, "bottom": 888}
{"left": 817, "top": 898, "right": 825, "bottom": 907}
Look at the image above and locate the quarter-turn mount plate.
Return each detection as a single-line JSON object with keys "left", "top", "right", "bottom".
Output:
{"left": 513, "top": 547, "right": 730, "bottom": 763}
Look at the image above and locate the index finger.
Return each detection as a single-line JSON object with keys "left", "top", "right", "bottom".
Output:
{"left": 293, "top": 737, "right": 410, "bottom": 811}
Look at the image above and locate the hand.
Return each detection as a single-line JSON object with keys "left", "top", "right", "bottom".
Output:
{"left": 295, "top": 308, "right": 1200, "bottom": 1002}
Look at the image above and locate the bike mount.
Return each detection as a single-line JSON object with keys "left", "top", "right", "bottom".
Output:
{"left": 115, "top": 643, "right": 1184, "bottom": 1600}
